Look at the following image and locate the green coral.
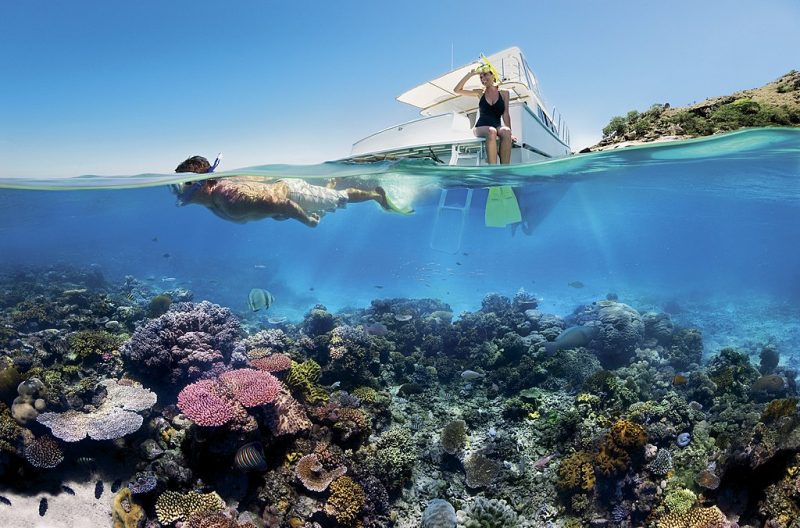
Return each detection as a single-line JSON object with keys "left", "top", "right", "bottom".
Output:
{"left": 663, "top": 488, "right": 697, "bottom": 515}
{"left": 761, "top": 398, "right": 798, "bottom": 424}
{"left": 286, "top": 359, "right": 328, "bottom": 403}
{"left": 366, "top": 427, "right": 416, "bottom": 491}
{"left": 67, "top": 330, "right": 124, "bottom": 361}
{"left": 457, "top": 497, "right": 520, "bottom": 528}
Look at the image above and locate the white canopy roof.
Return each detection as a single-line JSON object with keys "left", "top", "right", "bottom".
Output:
{"left": 397, "top": 47, "right": 544, "bottom": 116}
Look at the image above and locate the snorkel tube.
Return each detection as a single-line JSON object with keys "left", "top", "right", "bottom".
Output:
{"left": 478, "top": 53, "right": 501, "bottom": 85}
{"left": 174, "top": 153, "right": 222, "bottom": 205}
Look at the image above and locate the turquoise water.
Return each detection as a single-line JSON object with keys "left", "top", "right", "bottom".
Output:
{"left": 1, "top": 127, "right": 800, "bottom": 525}
{"left": 1, "top": 128, "right": 798, "bottom": 347}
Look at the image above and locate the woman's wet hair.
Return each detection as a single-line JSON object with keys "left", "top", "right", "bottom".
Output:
{"left": 175, "top": 156, "right": 211, "bottom": 174}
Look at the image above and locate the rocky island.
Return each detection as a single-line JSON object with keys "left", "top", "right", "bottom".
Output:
{"left": 588, "top": 70, "right": 800, "bottom": 152}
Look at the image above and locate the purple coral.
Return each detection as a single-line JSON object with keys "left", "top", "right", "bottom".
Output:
{"left": 121, "top": 301, "right": 242, "bottom": 383}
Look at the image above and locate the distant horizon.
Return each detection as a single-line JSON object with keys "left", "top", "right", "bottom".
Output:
{"left": 1, "top": 0, "right": 797, "bottom": 178}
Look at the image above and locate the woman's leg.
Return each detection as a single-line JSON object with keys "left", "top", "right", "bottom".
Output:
{"left": 474, "top": 126, "right": 498, "bottom": 164}
{"left": 498, "top": 126, "right": 513, "bottom": 164}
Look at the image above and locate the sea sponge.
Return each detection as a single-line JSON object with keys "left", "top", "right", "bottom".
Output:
{"left": 112, "top": 487, "right": 145, "bottom": 528}
{"left": 441, "top": 420, "right": 468, "bottom": 455}
{"left": 324, "top": 476, "right": 365, "bottom": 526}
{"left": 558, "top": 451, "right": 596, "bottom": 491}
{"left": 155, "top": 491, "right": 225, "bottom": 524}
{"left": 654, "top": 506, "right": 726, "bottom": 528}
{"left": 294, "top": 454, "right": 347, "bottom": 492}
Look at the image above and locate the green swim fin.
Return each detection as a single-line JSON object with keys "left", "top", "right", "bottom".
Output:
{"left": 485, "top": 186, "right": 522, "bottom": 227}
{"left": 380, "top": 189, "right": 415, "bottom": 215}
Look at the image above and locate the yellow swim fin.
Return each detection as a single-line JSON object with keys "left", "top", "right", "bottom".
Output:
{"left": 485, "top": 186, "right": 521, "bottom": 227}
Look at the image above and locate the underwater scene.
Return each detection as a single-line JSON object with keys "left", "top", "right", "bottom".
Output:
{"left": 0, "top": 128, "right": 799, "bottom": 528}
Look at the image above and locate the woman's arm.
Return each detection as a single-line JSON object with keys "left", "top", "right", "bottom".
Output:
{"left": 454, "top": 68, "right": 483, "bottom": 97}
{"left": 501, "top": 90, "right": 512, "bottom": 129}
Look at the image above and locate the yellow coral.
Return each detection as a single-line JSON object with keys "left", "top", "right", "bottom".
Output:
{"left": 287, "top": 360, "right": 328, "bottom": 403}
{"left": 325, "top": 476, "right": 365, "bottom": 526}
{"left": 112, "top": 488, "right": 145, "bottom": 528}
{"left": 558, "top": 451, "right": 596, "bottom": 491}
{"left": 610, "top": 419, "right": 648, "bottom": 447}
{"left": 655, "top": 506, "right": 726, "bottom": 528}
{"left": 155, "top": 491, "right": 224, "bottom": 524}
{"left": 352, "top": 386, "right": 379, "bottom": 404}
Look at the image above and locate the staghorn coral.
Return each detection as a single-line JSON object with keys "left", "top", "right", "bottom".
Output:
{"left": 23, "top": 435, "right": 63, "bottom": 468}
{"left": 457, "top": 497, "right": 520, "bottom": 528}
{"left": 121, "top": 301, "right": 241, "bottom": 383}
{"left": 558, "top": 451, "right": 596, "bottom": 492}
{"left": 218, "top": 368, "right": 280, "bottom": 407}
{"left": 286, "top": 359, "right": 328, "bottom": 403}
{"left": 654, "top": 506, "right": 727, "bottom": 528}
{"left": 177, "top": 379, "right": 238, "bottom": 427}
{"left": 324, "top": 476, "right": 365, "bottom": 526}
{"left": 441, "top": 420, "right": 468, "bottom": 455}
{"left": 295, "top": 453, "right": 347, "bottom": 492}
{"left": 154, "top": 490, "right": 225, "bottom": 524}
{"left": 112, "top": 487, "right": 145, "bottom": 528}
{"left": 250, "top": 353, "right": 293, "bottom": 373}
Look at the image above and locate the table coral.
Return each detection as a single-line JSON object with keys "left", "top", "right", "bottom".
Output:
{"left": 294, "top": 453, "right": 347, "bottom": 492}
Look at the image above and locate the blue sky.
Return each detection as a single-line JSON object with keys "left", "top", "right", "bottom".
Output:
{"left": 1, "top": 0, "right": 798, "bottom": 178}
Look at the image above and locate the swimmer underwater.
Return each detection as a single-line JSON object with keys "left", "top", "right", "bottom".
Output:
{"left": 171, "top": 155, "right": 413, "bottom": 227}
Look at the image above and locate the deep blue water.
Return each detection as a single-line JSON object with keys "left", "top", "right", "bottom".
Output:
{"left": 1, "top": 128, "right": 798, "bottom": 357}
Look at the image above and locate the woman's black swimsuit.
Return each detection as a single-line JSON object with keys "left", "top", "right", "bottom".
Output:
{"left": 475, "top": 91, "right": 505, "bottom": 128}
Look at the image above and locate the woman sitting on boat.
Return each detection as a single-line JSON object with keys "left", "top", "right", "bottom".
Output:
{"left": 454, "top": 65, "right": 515, "bottom": 164}
{"left": 172, "top": 156, "right": 411, "bottom": 227}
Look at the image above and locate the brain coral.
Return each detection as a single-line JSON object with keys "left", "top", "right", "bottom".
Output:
{"left": 570, "top": 300, "right": 645, "bottom": 368}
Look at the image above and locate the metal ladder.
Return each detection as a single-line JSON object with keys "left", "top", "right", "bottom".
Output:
{"left": 429, "top": 143, "right": 484, "bottom": 253}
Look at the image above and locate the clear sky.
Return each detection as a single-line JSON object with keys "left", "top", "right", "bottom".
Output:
{"left": 1, "top": 0, "right": 798, "bottom": 178}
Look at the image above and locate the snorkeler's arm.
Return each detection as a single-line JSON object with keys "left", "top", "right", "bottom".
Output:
{"left": 454, "top": 69, "right": 482, "bottom": 97}
{"left": 279, "top": 200, "right": 320, "bottom": 228}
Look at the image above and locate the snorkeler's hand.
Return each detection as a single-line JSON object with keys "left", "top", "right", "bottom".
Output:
{"left": 307, "top": 213, "right": 320, "bottom": 227}
{"left": 512, "top": 135, "right": 518, "bottom": 143}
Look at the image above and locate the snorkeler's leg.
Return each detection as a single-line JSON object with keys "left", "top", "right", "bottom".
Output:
{"left": 498, "top": 127, "right": 513, "bottom": 164}
{"left": 345, "top": 188, "right": 381, "bottom": 204}
{"left": 474, "top": 126, "right": 498, "bottom": 164}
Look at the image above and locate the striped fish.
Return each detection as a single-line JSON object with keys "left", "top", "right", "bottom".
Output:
{"left": 247, "top": 288, "right": 274, "bottom": 312}
{"left": 234, "top": 442, "right": 267, "bottom": 471}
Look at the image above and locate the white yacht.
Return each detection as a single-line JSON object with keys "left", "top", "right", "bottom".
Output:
{"left": 348, "top": 47, "right": 572, "bottom": 166}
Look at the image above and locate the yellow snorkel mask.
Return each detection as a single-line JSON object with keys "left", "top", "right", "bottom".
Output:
{"left": 477, "top": 54, "right": 501, "bottom": 84}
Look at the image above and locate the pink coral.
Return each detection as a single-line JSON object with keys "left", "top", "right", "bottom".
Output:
{"left": 177, "top": 379, "right": 237, "bottom": 427}
{"left": 250, "top": 353, "right": 293, "bottom": 373}
{"left": 219, "top": 369, "right": 281, "bottom": 408}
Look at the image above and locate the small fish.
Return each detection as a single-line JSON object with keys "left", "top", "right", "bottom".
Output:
{"left": 247, "top": 288, "right": 274, "bottom": 312}
{"left": 94, "top": 480, "right": 104, "bottom": 499}
{"left": 76, "top": 456, "right": 96, "bottom": 467}
{"left": 253, "top": 264, "right": 267, "bottom": 269}
{"left": 461, "top": 370, "right": 485, "bottom": 381}
{"left": 125, "top": 293, "right": 135, "bottom": 301}
{"left": 161, "top": 277, "right": 177, "bottom": 282}
{"left": 374, "top": 285, "right": 384, "bottom": 289}
{"left": 456, "top": 262, "right": 462, "bottom": 266}
{"left": 111, "top": 479, "right": 122, "bottom": 493}
{"left": 364, "top": 322, "right": 388, "bottom": 336}
{"left": 0, "top": 496, "right": 11, "bottom": 506}
{"left": 394, "top": 314, "right": 413, "bottom": 322}
{"left": 462, "top": 252, "right": 469, "bottom": 256}
{"left": 568, "top": 281, "right": 585, "bottom": 289}
{"left": 162, "top": 253, "right": 171, "bottom": 258}
{"left": 234, "top": 442, "right": 267, "bottom": 472}
{"left": 39, "top": 497, "right": 48, "bottom": 517}
{"left": 151, "top": 237, "right": 158, "bottom": 242}
{"left": 309, "top": 287, "right": 315, "bottom": 291}
{"left": 672, "top": 374, "right": 688, "bottom": 386}
{"left": 267, "top": 317, "right": 287, "bottom": 325}
{"left": 61, "top": 485, "right": 75, "bottom": 495}
{"left": 533, "top": 452, "right": 560, "bottom": 470}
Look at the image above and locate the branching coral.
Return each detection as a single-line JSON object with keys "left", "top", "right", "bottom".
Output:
{"left": 324, "top": 476, "right": 365, "bottom": 526}
{"left": 286, "top": 359, "right": 328, "bottom": 403}
{"left": 154, "top": 490, "right": 225, "bottom": 524}
{"left": 557, "top": 451, "right": 596, "bottom": 492}
{"left": 67, "top": 330, "right": 124, "bottom": 361}
{"left": 654, "top": 506, "right": 726, "bottom": 528}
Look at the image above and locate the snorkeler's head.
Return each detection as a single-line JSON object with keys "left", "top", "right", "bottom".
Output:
{"left": 175, "top": 155, "right": 211, "bottom": 174}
